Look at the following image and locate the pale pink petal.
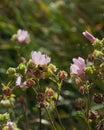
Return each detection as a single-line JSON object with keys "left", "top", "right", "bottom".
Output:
{"left": 82, "top": 31, "right": 95, "bottom": 43}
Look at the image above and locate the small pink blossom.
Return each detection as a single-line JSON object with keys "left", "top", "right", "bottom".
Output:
{"left": 70, "top": 57, "right": 85, "bottom": 75}
{"left": 15, "top": 76, "right": 21, "bottom": 87}
{"left": 31, "top": 51, "right": 51, "bottom": 66}
{"left": 7, "top": 121, "right": 13, "bottom": 130}
{"left": 82, "top": 31, "right": 95, "bottom": 43}
{"left": 17, "top": 29, "right": 30, "bottom": 44}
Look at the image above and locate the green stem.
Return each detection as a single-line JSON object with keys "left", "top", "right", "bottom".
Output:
{"left": 39, "top": 106, "right": 42, "bottom": 130}
{"left": 86, "top": 93, "right": 91, "bottom": 130}
{"left": 55, "top": 107, "right": 65, "bottom": 130}
{"left": 45, "top": 106, "right": 57, "bottom": 130}
{"left": 56, "top": 80, "right": 62, "bottom": 106}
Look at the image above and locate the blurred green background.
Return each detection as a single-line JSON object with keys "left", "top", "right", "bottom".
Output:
{"left": 0, "top": 0, "right": 104, "bottom": 130}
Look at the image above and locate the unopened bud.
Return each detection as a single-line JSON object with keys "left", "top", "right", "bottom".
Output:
{"left": 27, "top": 60, "right": 36, "bottom": 69}
{"left": 18, "top": 57, "right": 26, "bottom": 64}
{"left": 79, "top": 86, "right": 85, "bottom": 95}
{"left": 76, "top": 98, "right": 85, "bottom": 107}
{"left": 88, "top": 54, "right": 94, "bottom": 62}
{"left": 93, "top": 93, "right": 104, "bottom": 104}
{"left": 7, "top": 67, "right": 16, "bottom": 76}
{"left": 0, "top": 113, "right": 9, "bottom": 122}
{"left": 45, "top": 87, "right": 54, "bottom": 98}
{"left": 57, "top": 70, "right": 68, "bottom": 80}
{"left": 36, "top": 93, "right": 45, "bottom": 102}
{"left": 93, "top": 38, "right": 101, "bottom": 48}
{"left": 85, "top": 66, "right": 94, "bottom": 74}
{"left": 17, "top": 63, "right": 26, "bottom": 74}
{"left": 11, "top": 34, "right": 17, "bottom": 41}
{"left": 93, "top": 50, "right": 103, "bottom": 58}
{"left": 2, "top": 87, "right": 12, "bottom": 97}
{"left": 88, "top": 110, "right": 100, "bottom": 120}
{"left": 1, "top": 99, "right": 12, "bottom": 107}
{"left": 74, "top": 77, "right": 83, "bottom": 85}
{"left": 96, "top": 118, "right": 104, "bottom": 130}
{"left": 48, "top": 63, "right": 57, "bottom": 72}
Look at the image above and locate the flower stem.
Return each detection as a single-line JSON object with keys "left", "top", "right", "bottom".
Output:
{"left": 45, "top": 106, "right": 56, "bottom": 130}
{"left": 55, "top": 107, "right": 65, "bottom": 130}
{"left": 39, "top": 106, "right": 42, "bottom": 130}
{"left": 86, "top": 93, "right": 91, "bottom": 130}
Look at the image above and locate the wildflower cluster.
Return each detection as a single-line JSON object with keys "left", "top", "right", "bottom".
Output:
{"left": 1, "top": 29, "right": 104, "bottom": 130}
{"left": 70, "top": 31, "right": 104, "bottom": 130}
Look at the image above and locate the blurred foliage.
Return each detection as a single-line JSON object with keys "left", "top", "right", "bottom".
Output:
{"left": 0, "top": 0, "right": 104, "bottom": 129}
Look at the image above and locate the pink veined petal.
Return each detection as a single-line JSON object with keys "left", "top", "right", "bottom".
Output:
{"left": 70, "top": 64, "right": 80, "bottom": 75}
{"left": 7, "top": 121, "right": 13, "bottom": 130}
{"left": 70, "top": 57, "right": 85, "bottom": 75}
{"left": 78, "top": 57, "right": 85, "bottom": 69}
{"left": 17, "top": 29, "right": 29, "bottom": 43}
{"left": 15, "top": 76, "right": 21, "bottom": 87}
{"left": 82, "top": 31, "right": 95, "bottom": 43}
{"left": 31, "top": 51, "right": 51, "bottom": 65}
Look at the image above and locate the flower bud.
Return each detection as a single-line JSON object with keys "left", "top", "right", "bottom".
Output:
{"left": 36, "top": 93, "right": 45, "bottom": 103}
{"left": 17, "top": 63, "right": 26, "bottom": 74}
{"left": 2, "top": 87, "right": 12, "bottom": 97}
{"left": 0, "top": 99, "right": 12, "bottom": 107}
{"left": 27, "top": 60, "right": 36, "bottom": 69}
{"left": 6, "top": 67, "right": 16, "bottom": 76}
{"left": 96, "top": 119, "right": 104, "bottom": 130}
{"left": 57, "top": 70, "right": 68, "bottom": 80}
{"left": 74, "top": 77, "right": 83, "bottom": 85}
{"left": 18, "top": 57, "right": 26, "bottom": 64}
{"left": 93, "top": 50, "right": 103, "bottom": 58}
{"left": 93, "top": 93, "right": 104, "bottom": 104}
{"left": 76, "top": 98, "right": 85, "bottom": 107}
{"left": 48, "top": 63, "right": 57, "bottom": 72}
{"left": 82, "top": 31, "right": 96, "bottom": 43}
{"left": 79, "top": 86, "right": 85, "bottom": 95}
{"left": 88, "top": 110, "right": 100, "bottom": 120}
{"left": 85, "top": 66, "right": 94, "bottom": 75}
{"left": 11, "top": 34, "right": 17, "bottom": 41}
{"left": 100, "top": 63, "right": 104, "bottom": 68}
{"left": 45, "top": 87, "right": 54, "bottom": 98}
{"left": 23, "top": 79, "right": 35, "bottom": 90}
{"left": 0, "top": 113, "right": 9, "bottom": 122}
{"left": 88, "top": 54, "right": 94, "bottom": 62}
{"left": 93, "top": 38, "right": 101, "bottom": 48}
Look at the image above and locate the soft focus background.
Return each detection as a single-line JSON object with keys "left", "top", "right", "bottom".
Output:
{"left": 0, "top": 0, "right": 104, "bottom": 130}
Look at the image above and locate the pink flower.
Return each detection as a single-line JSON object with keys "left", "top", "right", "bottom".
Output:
{"left": 31, "top": 51, "right": 51, "bottom": 66}
{"left": 17, "top": 29, "right": 30, "bottom": 44}
{"left": 15, "top": 76, "right": 21, "bottom": 87}
{"left": 70, "top": 57, "right": 85, "bottom": 75}
{"left": 82, "top": 31, "right": 95, "bottom": 43}
{"left": 7, "top": 121, "right": 13, "bottom": 130}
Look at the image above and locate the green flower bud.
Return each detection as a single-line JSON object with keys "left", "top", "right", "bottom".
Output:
{"left": 0, "top": 99, "right": 14, "bottom": 108}
{"left": 11, "top": 34, "right": 17, "bottom": 41}
{"left": 2, "top": 126, "right": 8, "bottom": 130}
{"left": 100, "top": 63, "right": 104, "bottom": 68}
{"left": 85, "top": 66, "right": 94, "bottom": 74}
{"left": 6, "top": 67, "right": 16, "bottom": 79}
{"left": 0, "top": 113, "right": 9, "bottom": 122}
{"left": 27, "top": 59, "right": 36, "bottom": 69}
{"left": 93, "top": 39, "right": 101, "bottom": 48}
{"left": 93, "top": 50, "right": 103, "bottom": 58}
{"left": 48, "top": 63, "right": 57, "bottom": 72}
{"left": 17, "top": 63, "right": 26, "bottom": 74}
{"left": 6, "top": 67, "right": 16, "bottom": 75}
